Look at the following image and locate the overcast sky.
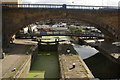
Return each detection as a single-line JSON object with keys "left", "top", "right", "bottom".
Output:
{"left": 23, "top": 0, "right": 120, "bottom": 6}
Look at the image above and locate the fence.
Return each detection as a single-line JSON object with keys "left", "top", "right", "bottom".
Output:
{"left": 2, "top": 4, "right": 118, "bottom": 10}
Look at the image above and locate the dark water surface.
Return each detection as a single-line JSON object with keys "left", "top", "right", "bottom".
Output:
{"left": 73, "top": 44, "right": 120, "bottom": 79}
{"left": 84, "top": 53, "right": 120, "bottom": 79}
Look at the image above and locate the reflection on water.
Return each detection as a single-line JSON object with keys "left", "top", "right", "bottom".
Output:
{"left": 73, "top": 44, "right": 120, "bottom": 79}
{"left": 73, "top": 44, "right": 99, "bottom": 59}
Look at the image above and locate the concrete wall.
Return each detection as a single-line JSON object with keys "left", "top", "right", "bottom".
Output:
{"left": 38, "top": 43, "right": 58, "bottom": 52}
{"left": 13, "top": 46, "right": 38, "bottom": 78}
{"left": 2, "top": 0, "right": 22, "bottom": 4}
{"left": 14, "top": 55, "right": 31, "bottom": 78}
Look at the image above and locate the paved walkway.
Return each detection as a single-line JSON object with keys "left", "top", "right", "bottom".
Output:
{"left": 1, "top": 39, "right": 37, "bottom": 78}
{"left": 58, "top": 44, "right": 94, "bottom": 79}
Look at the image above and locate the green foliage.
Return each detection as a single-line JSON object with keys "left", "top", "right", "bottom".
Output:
{"left": 69, "top": 27, "right": 84, "bottom": 33}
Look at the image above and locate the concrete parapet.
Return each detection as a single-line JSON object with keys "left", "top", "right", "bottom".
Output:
{"left": 13, "top": 45, "right": 38, "bottom": 78}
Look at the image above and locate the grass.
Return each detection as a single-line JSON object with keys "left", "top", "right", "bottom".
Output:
{"left": 27, "top": 52, "right": 60, "bottom": 79}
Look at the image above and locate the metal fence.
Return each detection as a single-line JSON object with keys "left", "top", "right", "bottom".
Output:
{"left": 2, "top": 4, "right": 118, "bottom": 10}
{"left": 33, "top": 30, "right": 104, "bottom": 37}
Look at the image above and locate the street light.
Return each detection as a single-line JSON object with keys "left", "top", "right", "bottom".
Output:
{"left": 102, "top": 0, "right": 103, "bottom": 6}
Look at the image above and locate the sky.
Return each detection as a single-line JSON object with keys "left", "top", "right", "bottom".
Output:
{"left": 22, "top": 0, "right": 120, "bottom": 6}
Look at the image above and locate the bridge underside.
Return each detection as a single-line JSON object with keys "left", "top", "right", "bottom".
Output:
{"left": 2, "top": 8, "right": 120, "bottom": 48}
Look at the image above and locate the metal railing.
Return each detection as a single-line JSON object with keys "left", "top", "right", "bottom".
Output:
{"left": 33, "top": 31, "right": 104, "bottom": 37}
{"left": 2, "top": 4, "right": 119, "bottom": 10}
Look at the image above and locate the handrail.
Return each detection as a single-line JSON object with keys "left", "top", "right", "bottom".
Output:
{"left": 33, "top": 31, "right": 104, "bottom": 37}
{"left": 1, "top": 4, "right": 118, "bottom": 10}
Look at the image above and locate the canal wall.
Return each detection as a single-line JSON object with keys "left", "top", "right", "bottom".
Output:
{"left": 31, "top": 46, "right": 38, "bottom": 65}
{"left": 38, "top": 44, "right": 58, "bottom": 51}
{"left": 78, "top": 38, "right": 120, "bottom": 64}
{"left": 58, "top": 44, "right": 94, "bottom": 79}
{"left": 94, "top": 46, "right": 120, "bottom": 64}
{"left": 14, "top": 55, "right": 31, "bottom": 78}
{"left": 84, "top": 52, "right": 120, "bottom": 78}
{"left": 82, "top": 39, "right": 120, "bottom": 64}
{"left": 38, "top": 41, "right": 58, "bottom": 52}
{"left": 76, "top": 38, "right": 120, "bottom": 78}
{"left": 13, "top": 45, "right": 38, "bottom": 78}
{"left": 10, "top": 39, "right": 95, "bottom": 79}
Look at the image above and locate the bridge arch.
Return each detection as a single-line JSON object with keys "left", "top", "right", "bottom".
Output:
{"left": 2, "top": 7, "right": 119, "bottom": 47}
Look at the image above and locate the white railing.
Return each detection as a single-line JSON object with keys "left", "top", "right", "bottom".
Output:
{"left": 2, "top": 4, "right": 119, "bottom": 10}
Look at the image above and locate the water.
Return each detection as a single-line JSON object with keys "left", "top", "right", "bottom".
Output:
{"left": 39, "top": 36, "right": 120, "bottom": 79}
{"left": 73, "top": 44, "right": 120, "bottom": 79}
{"left": 84, "top": 53, "right": 120, "bottom": 79}
{"left": 27, "top": 52, "right": 60, "bottom": 79}
{"left": 73, "top": 44, "right": 99, "bottom": 59}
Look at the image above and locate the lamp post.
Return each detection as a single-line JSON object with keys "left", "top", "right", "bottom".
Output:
{"left": 102, "top": 0, "right": 103, "bottom": 6}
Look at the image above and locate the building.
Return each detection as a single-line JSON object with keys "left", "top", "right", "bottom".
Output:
{"left": 2, "top": 0, "right": 22, "bottom": 7}
{"left": 2, "top": 0, "right": 22, "bottom": 4}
